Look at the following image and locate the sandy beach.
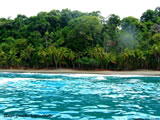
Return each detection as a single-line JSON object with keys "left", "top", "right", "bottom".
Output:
{"left": 0, "top": 69, "right": 160, "bottom": 76}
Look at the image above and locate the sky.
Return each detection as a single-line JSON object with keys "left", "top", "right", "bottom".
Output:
{"left": 1, "top": 0, "right": 160, "bottom": 19}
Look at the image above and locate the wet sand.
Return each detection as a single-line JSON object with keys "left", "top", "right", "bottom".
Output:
{"left": 0, "top": 69, "right": 160, "bottom": 76}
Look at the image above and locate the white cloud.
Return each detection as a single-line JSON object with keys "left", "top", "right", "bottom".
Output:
{"left": 0, "top": 0, "right": 160, "bottom": 19}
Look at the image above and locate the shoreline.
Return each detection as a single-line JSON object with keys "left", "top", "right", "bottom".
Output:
{"left": 0, "top": 69, "right": 160, "bottom": 76}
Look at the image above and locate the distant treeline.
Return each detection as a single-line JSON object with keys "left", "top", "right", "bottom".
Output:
{"left": 0, "top": 8, "right": 160, "bottom": 70}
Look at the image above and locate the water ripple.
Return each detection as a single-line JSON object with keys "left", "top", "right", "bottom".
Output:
{"left": 0, "top": 73, "right": 160, "bottom": 120}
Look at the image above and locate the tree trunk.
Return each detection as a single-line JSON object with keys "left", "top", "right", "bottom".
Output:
{"left": 53, "top": 56, "right": 57, "bottom": 68}
{"left": 72, "top": 60, "right": 75, "bottom": 69}
{"left": 59, "top": 63, "right": 62, "bottom": 68}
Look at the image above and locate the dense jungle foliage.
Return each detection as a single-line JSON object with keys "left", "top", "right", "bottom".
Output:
{"left": 1, "top": 8, "right": 160, "bottom": 70}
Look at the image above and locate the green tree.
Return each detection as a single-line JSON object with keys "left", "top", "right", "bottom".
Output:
{"left": 64, "top": 16, "right": 103, "bottom": 51}
{"left": 119, "top": 48, "right": 135, "bottom": 70}
{"left": 102, "top": 14, "right": 120, "bottom": 52}
{"left": 68, "top": 49, "right": 76, "bottom": 68}
{"left": 20, "top": 44, "right": 35, "bottom": 67}
{"left": 140, "top": 9, "right": 156, "bottom": 22}
{"left": 47, "top": 46, "right": 58, "bottom": 68}
{"left": 55, "top": 47, "right": 69, "bottom": 68}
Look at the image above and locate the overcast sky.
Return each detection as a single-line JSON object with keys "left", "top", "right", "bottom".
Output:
{"left": 1, "top": 0, "right": 160, "bottom": 19}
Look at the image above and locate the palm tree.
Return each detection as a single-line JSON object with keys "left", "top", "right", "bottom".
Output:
{"left": 119, "top": 48, "right": 135, "bottom": 70}
{"left": 107, "top": 52, "right": 117, "bottom": 69}
{"left": 68, "top": 49, "right": 76, "bottom": 68}
{"left": 87, "top": 45, "right": 107, "bottom": 68}
{"left": 37, "top": 47, "right": 48, "bottom": 67}
{"left": 55, "top": 47, "right": 69, "bottom": 68}
{"left": 150, "top": 44, "right": 160, "bottom": 69}
{"left": 8, "top": 48, "right": 21, "bottom": 68}
{"left": 20, "top": 44, "right": 35, "bottom": 67}
{"left": 0, "top": 49, "right": 7, "bottom": 68}
{"left": 47, "top": 46, "right": 58, "bottom": 68}
{"left": 135, "top": 49, "right": 146, "bottom": 69}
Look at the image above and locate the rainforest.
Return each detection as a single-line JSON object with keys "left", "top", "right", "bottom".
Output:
{"left": 0, "top": 7, "right": 160, "bottom": 70}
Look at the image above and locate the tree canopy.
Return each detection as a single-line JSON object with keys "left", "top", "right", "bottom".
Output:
{"left": 0, "top": 8, "right": 160, "bottom": 70}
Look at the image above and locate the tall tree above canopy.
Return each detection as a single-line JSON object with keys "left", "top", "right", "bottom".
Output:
{"left": 28, "top": 12, "right": 50, "bottom": 36}
{"left": 47, "top": 10, "right": 61, "bottom": 31}
{"left": 63, "top": 16, "right": 103, "bottom": 51}
{"left": 140, "top": 9, "right": 156, "bottom": 23}
{"left": 88, "top": 11, "right": 101, "bottom": 17}
{"left": 60, "top": 9, "right": 88, "bottom": 28}
{"left": 102, "top": 14, "right": 120, "bottom": 52}
{"left": 155, "top": 7, "right": 160, "bottom": 16}
{"left": 118, "top": 17, "right": 141, "bottom": 51}
{"left": 121, "top": 16, "right": 140, "bottom": 32}
{"left": 107, "top": 14, "right": 120, "bottom": 26}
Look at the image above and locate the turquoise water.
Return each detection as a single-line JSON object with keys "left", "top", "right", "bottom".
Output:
{"left": 0, "top": 73, "right": 160, "bottom": 120}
